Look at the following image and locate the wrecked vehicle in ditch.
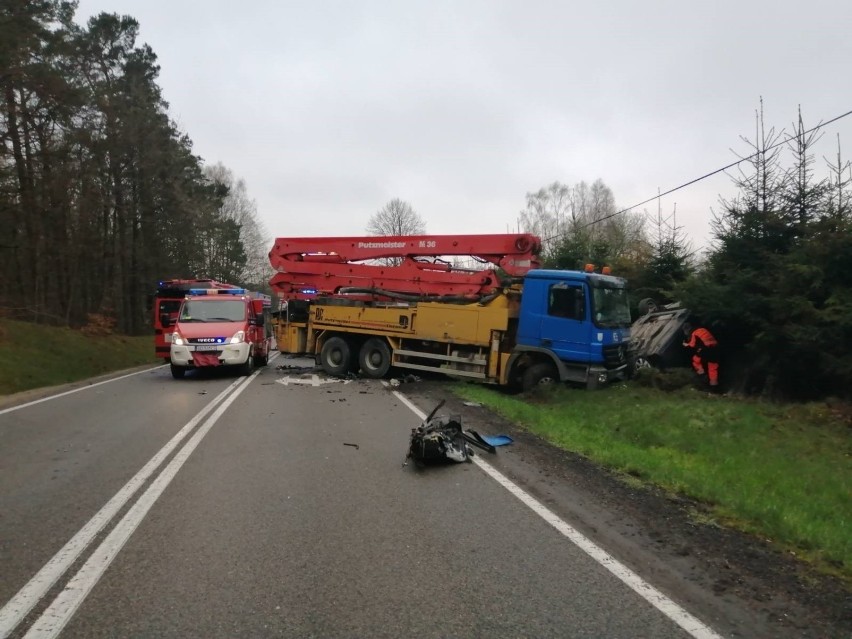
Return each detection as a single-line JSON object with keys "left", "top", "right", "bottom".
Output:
{"left": 630, "top": 299, "right": 692, "bottom": 371}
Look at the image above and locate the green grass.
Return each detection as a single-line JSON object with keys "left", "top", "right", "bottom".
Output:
{"left": 454, "top": 382, "right": 852, "bottom": 579}
{"left": 0, "top": 318, "right": 157, "bottom": 395}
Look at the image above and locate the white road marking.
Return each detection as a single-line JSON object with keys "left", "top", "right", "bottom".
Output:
{"left": 21, "top": 371, "right": 259, "bottom": 639}
{"left": 0, "top": 366, "right": 167, "bottom": 416}
{"left": 0, "top": 374, "right": 246, "bottom": 638}
{"left": 392, "top": 388, "right": 724, "bottom": 639}
{"left": 275, "top": 374, "right": 351, "bottom": 386}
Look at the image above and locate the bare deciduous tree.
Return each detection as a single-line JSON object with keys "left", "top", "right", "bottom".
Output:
{"left": 518, "top": 179, "right": 646, "bottom": 267}
{"left": 204, "top": 163, "right": 270, "bottom": 290}
{"left": 367, "top": 198, "right": 426, "bottom": 236}
{"left": 519, "top": 182, "right": 571, "bottom": 260}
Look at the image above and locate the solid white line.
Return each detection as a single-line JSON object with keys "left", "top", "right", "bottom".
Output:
{"left": 392, "top": 389, "right": 723, "bottom": 639}
{"left": 0, "top": 366, "right": 168, "bottom": 416}
{"left": 23, "top": 371, "right": 259, "bottom": 639}
{"left": 0, "top": 375, "right": 244, "bottom": 639}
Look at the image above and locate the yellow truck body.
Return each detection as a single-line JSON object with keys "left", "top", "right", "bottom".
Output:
{"left": 276, "top": 293, "right": 521, "bottom": 384}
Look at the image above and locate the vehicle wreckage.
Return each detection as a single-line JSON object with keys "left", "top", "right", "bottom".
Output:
{"left": 629, "top": 298, "right": 692, "bottom": 371}
{"left": 405, "top": 400, "right": 501, "bottom": 466}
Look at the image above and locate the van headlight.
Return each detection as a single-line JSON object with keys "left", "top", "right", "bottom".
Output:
{"left": 230, "top": 330, "right": 246, "bottom": 344}
{"left": 172, "top": 332, "right": 187, "bottom": 346}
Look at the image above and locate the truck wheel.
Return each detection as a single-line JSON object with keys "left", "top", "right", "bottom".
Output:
{"left": 633, "top": 356, "right": 656, "bottom": 372}
{"left": 170, "top": 363, "right": 186, "bottom": 379}
{"left": 240, "top": 350, "right": 255, "bottom": 376}
{"left": 320, "top": 336, "right": 352, "bottom": 376}
{"left": 522, "top": 362, "right": 557, "bottom": 392}
{"left": 637, "top": 298, "right": 658, "bottom": 315}
{"left": 359, "top": 338, "right": 391, "bottom": 378}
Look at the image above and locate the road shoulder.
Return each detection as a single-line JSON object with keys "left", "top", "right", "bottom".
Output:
{"left": 397, "top": 379, "right": 851, "bottom": 639}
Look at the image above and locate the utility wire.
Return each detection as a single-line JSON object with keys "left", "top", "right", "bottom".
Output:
{"left": 567, "top": 107, "right": 852, "bottom": 233}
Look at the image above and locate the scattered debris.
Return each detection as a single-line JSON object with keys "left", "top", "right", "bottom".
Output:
{"left": 198, "top": 390, "right": 207, "bottom": 395}
{"left": 467, "top": 431, "right": 513, "bottom": 447}
{"left": 275, "top": 364, "right": 318, "bottom": 372}
{"left": 343, "top": 442, "right": 360, "bottom": 450}
{"left": 405, "top": 400, "right": 496, "bottom": 467}
{"left": 462, "top": 401, "right": 481, "bottom": 407}
{"left": 388, "top": 374, "right": 421, "bottom": 387}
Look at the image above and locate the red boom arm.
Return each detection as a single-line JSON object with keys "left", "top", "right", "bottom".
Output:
{"left": 268, "top": 234, "right": 541, "bottom": 301}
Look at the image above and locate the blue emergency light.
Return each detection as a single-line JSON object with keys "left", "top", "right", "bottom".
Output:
{"left": 187, "top": 288, "right": 246, "bottom": 295}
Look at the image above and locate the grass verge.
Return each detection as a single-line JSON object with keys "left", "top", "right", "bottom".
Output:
{"left": 453, "top": 382, "right": 851, "bottom": 580}
{"left": 0, "top": 318, "right": 157, "bottom": 396}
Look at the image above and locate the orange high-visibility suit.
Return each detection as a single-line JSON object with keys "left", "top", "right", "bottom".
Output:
{"left": 683, "top": 326, "right": 719, "bottom": 386}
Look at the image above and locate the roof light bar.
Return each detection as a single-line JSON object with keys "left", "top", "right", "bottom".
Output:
{"left": 187, "top": 288, "right": 247, "bottom": 296}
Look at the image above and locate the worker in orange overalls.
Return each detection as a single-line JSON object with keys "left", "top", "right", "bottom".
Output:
{"left": 682, "top": 322, "right": 719, "bottom": 388}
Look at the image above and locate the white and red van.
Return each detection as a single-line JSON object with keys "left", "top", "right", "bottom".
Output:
{"left": 165, "top": 288, "right": 273, "bottom": 379}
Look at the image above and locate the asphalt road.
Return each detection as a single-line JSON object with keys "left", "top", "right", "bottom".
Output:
{"left": 0, "top": 358, "right": 724, "bottom": 638}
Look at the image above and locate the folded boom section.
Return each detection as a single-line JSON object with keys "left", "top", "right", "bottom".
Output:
{"left": 268, "top": 234, "right": 541, "bottom": 301}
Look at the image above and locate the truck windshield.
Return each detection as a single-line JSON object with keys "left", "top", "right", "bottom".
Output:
{"left": 179, "top": 300, "right": 246, "bottom": 322}
{"left": 590, "top": 283, "right": 631, "bottom": 328}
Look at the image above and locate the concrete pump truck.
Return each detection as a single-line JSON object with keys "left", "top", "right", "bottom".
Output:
{"left": 268, "top": 234, "right": 633, "bottom": 391}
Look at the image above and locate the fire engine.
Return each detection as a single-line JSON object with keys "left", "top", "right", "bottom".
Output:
{"left": 269, "top": 234, "right": 633, "bottom": 390}
{"left": 152, "top": 279, "right": 240, "bottom": 360}
{"left": 163, "top": 288, "right": 273, "bottom": 379}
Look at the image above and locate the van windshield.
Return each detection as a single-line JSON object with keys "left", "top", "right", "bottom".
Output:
{"left": 179, "top": 300, "right": 246, "bottom": 322}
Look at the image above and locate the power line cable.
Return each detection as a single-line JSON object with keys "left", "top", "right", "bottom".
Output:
{"left": 566, "top": 107, "right": 852, "bottom": 233}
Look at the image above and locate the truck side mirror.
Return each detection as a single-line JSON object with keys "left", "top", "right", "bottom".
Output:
{"left": 160, "top": 314, "right": 171, "bottom": 328}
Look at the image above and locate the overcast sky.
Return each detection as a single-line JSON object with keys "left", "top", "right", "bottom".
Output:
{"left": 74, "top": 0, "right": 852, "bottom": 251}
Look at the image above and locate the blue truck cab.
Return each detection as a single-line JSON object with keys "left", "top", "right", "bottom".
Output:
{"left": 512, "top": 269, "right": 633, "bottom": 389}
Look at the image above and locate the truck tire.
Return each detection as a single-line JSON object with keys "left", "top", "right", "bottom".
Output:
{"left": 170, "top": 363, "right": 186, "bottom": 379}
{"left": 632, "top": 356, "right": 657, "bottom": 371}
{"left": 240, "top": 349, "right": 255, "bottom": 376}
{"left": 637, "top": 298, "right": 658, "bottom": 316}
{"left": 359, "top": 338, "right": 391, "bottom": 378}
{"left": 522, "top": 362, "right": 557, "bottom": 392}
{"left": 253, "top": 349, "right": 269, "bottom": 367}
{"left": 320, "top": 336, "right": 352, "bottom": 376}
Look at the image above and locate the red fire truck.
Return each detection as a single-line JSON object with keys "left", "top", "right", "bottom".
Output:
{"left": 152, "top": 279, "right": 240, "bottom": 360}
{"left": 163, "top": 288, "right": 273, "bottom": 379}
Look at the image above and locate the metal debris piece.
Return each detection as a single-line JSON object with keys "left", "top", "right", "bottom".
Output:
{"left": 343, "top": 442, "right": 360, "bottom": 450}
{"left": 405, "top": 399, "right": 496, "bottom": 467}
